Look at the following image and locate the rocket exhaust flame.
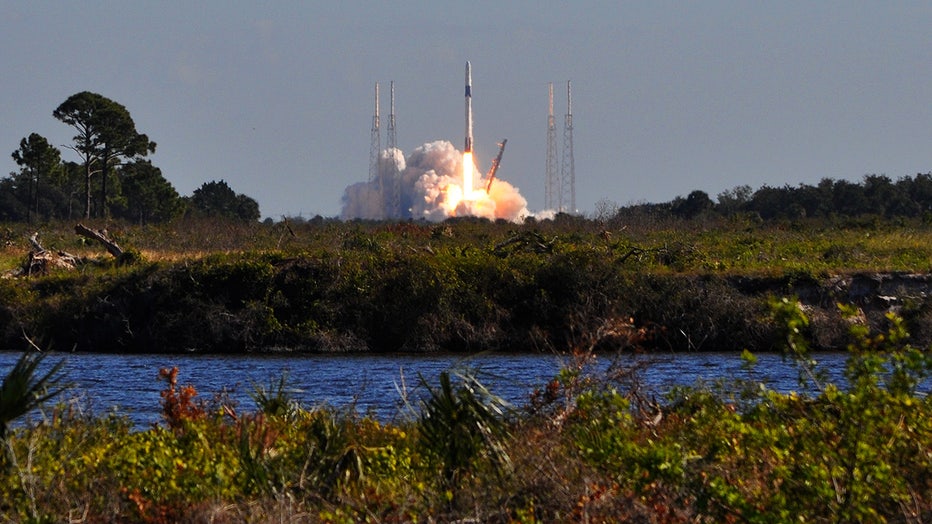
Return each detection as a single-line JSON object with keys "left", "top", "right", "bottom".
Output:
{"left": 341, "top": 61, "right": 530, "bottom": 222}
{"left": 462, "top": 151, "right": 475, "bottom": 198}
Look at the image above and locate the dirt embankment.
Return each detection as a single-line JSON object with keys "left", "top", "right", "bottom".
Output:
{"left": 784, "top": 272, "right": 932, "bottom": 350}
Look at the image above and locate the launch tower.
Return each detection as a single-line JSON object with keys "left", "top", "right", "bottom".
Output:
{"left": 368, "top": 82, "right": 383, "bottom": 219}
{"left": 387, "top": 81, "right": 401, "bottom": 218}
{"left": 545, "top": 83, "right": 559, "bottom": 210}
{"left": 560, "top": 80, "right": 576, "bottom": 213}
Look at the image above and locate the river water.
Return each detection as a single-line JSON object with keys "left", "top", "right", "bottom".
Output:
{"left": 0, "top": 350, "right": 856, "bottom": 428}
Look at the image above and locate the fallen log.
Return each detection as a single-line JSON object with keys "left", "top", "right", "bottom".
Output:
{"left": 74, "top": 224, "right": 124, "bottom": 258}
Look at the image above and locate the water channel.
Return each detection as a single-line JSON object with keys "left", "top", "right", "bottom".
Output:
{"left": 0, "top": 350, "right": 856, "bottom": 428}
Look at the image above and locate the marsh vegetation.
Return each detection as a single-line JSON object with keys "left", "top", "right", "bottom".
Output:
{"left": 3, "top": 213, "right": 932, "bottom": 354}
{"left": 0, "top": 299, "right": 929, "bottom": 522}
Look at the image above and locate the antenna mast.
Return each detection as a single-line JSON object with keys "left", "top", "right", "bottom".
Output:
{"left": 368, "top": 82, "right": 383, "bottom": 219}
{"left": 545, "top": 83, "right": 559, "bottom": 210}
{"left": 387, "top": 81, "right": 401, "bottom": 218}
{"left": 560, "top": 80, "right": 576, "bottom": 213}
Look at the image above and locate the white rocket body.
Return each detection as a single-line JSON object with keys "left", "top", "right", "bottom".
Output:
{"left": 465, "top": 61, "right": 473, "bottom": 153}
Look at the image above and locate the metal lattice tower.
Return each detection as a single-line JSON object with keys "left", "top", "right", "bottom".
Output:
{"left": 545, "top": 82, "right": 559, "bottom": 210}
{"left": 560, "top": 80, "right": 576, "bottom": 213}
{"left": 368, "top": 82, "right": 382, "bottom": 218}
{"left": 387, "top": 81, "right": 401, "bottom": 218}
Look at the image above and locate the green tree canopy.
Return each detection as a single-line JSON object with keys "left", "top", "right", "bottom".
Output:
{"left": 190, "top": 180, "right": 261, "bottom": 221}
{"left": 9, "top": 133, "right": 63, "bottom": 222}
{"left": 117, "top": 160, "right": 184, "bottom": 224}
{"left": 672, "top": 190, "right": 713, "bottom": 219}
{"left": 53, "top": 92, "right": 155, "bottom": 218}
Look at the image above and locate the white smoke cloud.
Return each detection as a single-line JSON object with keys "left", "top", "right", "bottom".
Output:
{"left": 341, "top": 140, "right": 530, "bottom": 222}
{"left": 340, "top": 148, "right": 405, "bottom": 220}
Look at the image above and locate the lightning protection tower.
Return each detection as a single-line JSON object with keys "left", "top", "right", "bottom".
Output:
{"left": 545, "top": 83, "right": 559, "bottom": 211}
{"left": 387, "top": 81, "right": 401, "bottom": 218}
{"left": 368, "top": 82, "right": 383, "bottom": 219}
{"left": 560, "top": 80, "right": 576, "bottom": 213}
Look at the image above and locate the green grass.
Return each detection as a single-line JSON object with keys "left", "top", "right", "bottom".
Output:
{"left": 4, "top": 215, "right": 932, "bottom": 274}
{"left": 4, "top": 216, "right": 932, "bottom": 354}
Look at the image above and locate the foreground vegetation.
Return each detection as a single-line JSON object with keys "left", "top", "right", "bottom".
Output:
{"left": 0, "top": 300, "right": 929, "bottom": 522}
{"left": 4, "top": 214, "right": 932, "bottom": 353}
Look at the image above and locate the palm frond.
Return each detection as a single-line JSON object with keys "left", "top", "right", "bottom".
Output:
{"left": 417, "top": 368, "right": 512, "bottom": 495}
{"left": 0, "top": 351, "right": 68, "bottom": 440}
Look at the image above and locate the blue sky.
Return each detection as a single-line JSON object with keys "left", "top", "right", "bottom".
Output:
{"left": 2, "top": 1, "right": 930, "bottom": 219}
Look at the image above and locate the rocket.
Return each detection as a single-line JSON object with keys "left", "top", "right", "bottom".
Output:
{"left": 464, "top": 61, "right": 473, "bottom": 153}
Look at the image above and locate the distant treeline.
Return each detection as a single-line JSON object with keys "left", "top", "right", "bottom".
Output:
{"left": 3, "top": 92, "right": 260, "bottom": 224}
{"left": 612, "top": 173, "right": 932, "bottom": 222}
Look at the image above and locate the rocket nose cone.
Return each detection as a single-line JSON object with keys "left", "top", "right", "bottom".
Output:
{"left": 465, "top": 61, "right": 471, "bottom": 84}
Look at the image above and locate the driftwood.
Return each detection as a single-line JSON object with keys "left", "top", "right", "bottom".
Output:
{"left": 4, "top": 232, "right": 82, "bottom": 277}
{"left": 24, "top": 250, "right": 80, "bottom": 276}
{"left": 4, "top": 225, "right": 126, "bottom": 278}
{"left": 74, "top": 223, "right": 124, "bottom": 258}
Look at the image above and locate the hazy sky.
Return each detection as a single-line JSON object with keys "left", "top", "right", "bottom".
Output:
{"left": 2, "top": 2, "right": 930, "bottom": 219}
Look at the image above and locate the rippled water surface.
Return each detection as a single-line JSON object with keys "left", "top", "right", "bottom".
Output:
{"left": 0, "top": 351, "right": 851, "bottom": 427}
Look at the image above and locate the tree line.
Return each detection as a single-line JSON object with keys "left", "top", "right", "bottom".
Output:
{"left": 3, "top": 92, "right": 260, "bottom": 224}
{"left": 611, "top": 172, "right": 932, "bottom": 223}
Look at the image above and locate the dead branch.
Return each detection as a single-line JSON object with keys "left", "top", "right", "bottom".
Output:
{"left": 75, "top": 223, "right": 124, "bottom": 258}
{"left": 28, "top": 232, "right": 44, "bottom": 252}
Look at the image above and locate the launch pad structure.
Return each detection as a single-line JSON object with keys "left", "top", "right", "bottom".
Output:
{"left": 545, "top": 83, "right": 558, "bottom": 210}
{"left": 561, "top": 80, "right": 576, "bottom": 214}
{"left": 368, "top": 81, "right": 402, "bottom": 219}
{"left": 365, "top": 63, "right": 576, "bottom": 218}
{"left": 387, "top": 81, "right": 401, "bottom": 217}
{"left": 545, "top": 81, "right": 575, "bottom": 214}
{"left": 368, "top": 82, "right": 381, "bottom": 219}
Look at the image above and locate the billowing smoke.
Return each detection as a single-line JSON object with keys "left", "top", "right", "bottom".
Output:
{"left": 341, "top": 140, "right": 529, "bottom": 222}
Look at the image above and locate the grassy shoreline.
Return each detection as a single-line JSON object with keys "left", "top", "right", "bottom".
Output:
{"left": 3, "top": 217, "right": 932, "bottom": 353}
